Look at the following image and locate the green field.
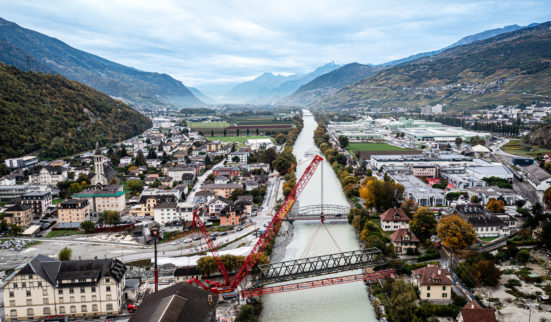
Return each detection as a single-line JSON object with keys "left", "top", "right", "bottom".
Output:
{"left": 502, "top": 139, "right": 551, "bottom": 157}
{"left": 209, "top": 135, "right": 273, "bottom": 143}
{"left": 46, "top": 230, "right": 84, "bottom": 238}
{"left": 187, "top": 121, "right": 232, "bottom": 128}
{"left": 347, "top": 143, "right": 407, "bottom": 152}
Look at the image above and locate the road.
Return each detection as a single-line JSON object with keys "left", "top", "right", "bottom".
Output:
{"left": 186, "top": 159, "right": 225, "bottom": 203}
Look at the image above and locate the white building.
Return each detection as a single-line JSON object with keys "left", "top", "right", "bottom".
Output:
{"left": 227, "top": 152, "right": 248, "bottom": 164}
{"left": 153, "top": 202, "right": 194, "bottom": 225}
{"left": 2, "top": 254, "right": 126, "bottom": 321}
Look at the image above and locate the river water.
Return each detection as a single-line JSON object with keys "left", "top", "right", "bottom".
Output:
{"left": 259, "top": 110, "right": 377, "bottom": 321}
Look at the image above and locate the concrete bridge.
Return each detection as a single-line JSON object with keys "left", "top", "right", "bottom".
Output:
{"left": 287, "top": 204, "right": 350, "bottom": 221}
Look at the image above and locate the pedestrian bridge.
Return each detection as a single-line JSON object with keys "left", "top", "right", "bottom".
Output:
{"left": 287, "top": 204, "right": 350, "bottom": 221}
{"left": 253, "top": 248, "right": 386, "bottom": 286}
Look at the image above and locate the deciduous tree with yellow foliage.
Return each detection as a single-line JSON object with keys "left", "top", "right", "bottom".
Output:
{"left": 486, "top": 198, "right": 505, "bottom": 213}
{"left": 359, "top": 177, "right": 405, "bottom": 212}
{"left": 437, "top": 215, "right": 476, "bottom": 251}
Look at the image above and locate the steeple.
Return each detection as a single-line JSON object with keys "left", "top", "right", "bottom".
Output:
{"left": 95, "top": 142, "right": 101, "bottom": 155}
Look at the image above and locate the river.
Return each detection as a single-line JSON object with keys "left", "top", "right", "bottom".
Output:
{"left": 259, "top": 110, "right": 377, "bottom": 321}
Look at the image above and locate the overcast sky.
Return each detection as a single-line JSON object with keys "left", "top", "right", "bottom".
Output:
{"left": 1, "top": 0, "right": 550, "bottom": 92}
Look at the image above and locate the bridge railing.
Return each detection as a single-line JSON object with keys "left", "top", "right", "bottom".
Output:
{"left": 254, "top": 248, "right": 386, "bottom": 285}
{"left": 289, "top": 204, "right": 351, "bottom": 217}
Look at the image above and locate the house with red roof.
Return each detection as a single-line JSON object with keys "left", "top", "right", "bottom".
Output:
{"left": 379, "top": 208, "right": 410, "bottom": 231}
{"left": 457, "top": 300, "right": 496, "bottom": 322}
{"left": 411, "top": 264, "right": 453, "bottom": 301}
{"left": 389, "top": 229, "right": 420, "bottom": 255}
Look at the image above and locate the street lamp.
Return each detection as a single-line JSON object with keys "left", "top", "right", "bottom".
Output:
{"left": 150, "top": 221, "right": 161, "bottom": 292}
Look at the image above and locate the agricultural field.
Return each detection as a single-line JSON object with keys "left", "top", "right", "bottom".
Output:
{"left": 502, "top": 139, "right": 551, "bottom": 157}
{"left": 347, "top": 142, "right": 407, "bottom": 152}
{"left": 208, "top": 135, "right": 274, "bottom": 143}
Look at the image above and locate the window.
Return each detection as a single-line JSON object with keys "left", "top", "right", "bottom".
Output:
{"left": 69, "top": 288, "right": 74, "bottom": 294}
{"left": 59, "top": 297, "right": 64, "bottom": 303}
{"left": 28, "top": 274, "right": 33, "bottom": 280}
{"left": 27, "top": 308, "right": 34, "bottom": 316}
{"left": 92, "top": 304, "right": 98, "bottom": 312}
{"left": 43, "top": 298, "right": 49, "bottom": 304}
{"left": 106, "top": 286, "right": 111, "bottom": 292}
{"left": 426, "top": 293, "right": 430, "bottom": 298}
{"left": 443, "top": 293, "right": 448, "bottom": 298}
{"left": 44, "top": 307, "right": 51, "bottom": 315}
{"left": 38, "top": 282, "right": 42, "bottom": 287}
{"left": 26, "top": 290, "right": 31, "bottom": 297}
{"left": 91, "top": 287, "right": 96, "bottom": 293}
{"left": 106, "top": 304, "right": 113, "bottom": 311}
{"left": 81, "top": 296, "right": 86, "bottom": 302}
{"left": 13, "top": 283, "right": 17, "bottom": 289}
{"left": 70, "top": 305, "right": 76, "bottom": 313}
{"left": 58, "top": 289, "right": 63, "bottom": 295}
{"left": 22, "top": 282, "right": 26, "bottom": 288}
{"left": 9, "top": 291, "right": 14, "bottom": 298}
{"left": 9, "top": 300, "right": 15, "bottom": 306}
{"left": 81, "top": 305, "right": 87, "bottom": 312}
{"left": 70, "top": 296, "right": 75, "bottom": 303}
{"left": 43, "top": 289, "right": 48, "bottom": 296}
{"left": 10, "top": 309, "right": 17, "bottom": 317}
{"left": 92, "top": 295, "right": 97, "bottom": 301}
{"left": 106, "top": 294, "right": 112, "bottom": 301}
{"left": 80, "top": 287, "right": 85, "bottom": 293}
{"left": 105, "top": 278, "right": 110, "bottom": 283}
{"left": 426, "top": 286, "right": 431, "bottom": 290}
{"left": 442, "top": 286, "right": 446, "bottom": 290}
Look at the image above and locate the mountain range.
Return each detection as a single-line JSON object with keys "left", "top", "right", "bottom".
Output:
{"left": 222, "top": 62, "right": 340, "bottom": 104}
{"left": 0, "top": 17, "right": 202, "bottom": 108}
{"left": 0, "top": 62, "right": 152, "bottom": 161}
{"left": 313, "top": 22, "right": 551, "bottom": 111}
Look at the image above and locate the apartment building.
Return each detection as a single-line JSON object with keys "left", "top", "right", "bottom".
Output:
{"left": 28, "top": 166, "right": 68, "bottom": 186}
{"left": 3, "top": 254, "right": 126, "bottom": 321}
{"left": 379, "top": 208, "right": 410, "bottom": 231}
{"left": 153, "top": 202, "right": 194, "bottom": 225}
{"left": 200, "top": 183, "right": 242, "bottom": 198}
{"left": 21, "top": 191, "right": 52, "bottom": 218}
{"left": 411, "top": 265, "right": 453, "bottom": 302}
{"left": 57, "top": 199, "right": 91, "bottom": 228}
{"left": 2, "top": 203, "right": 33, "bottom": 228}
{"left": 73, "top": 184, "right": 126, "bottom": 215}
{"left": 129, "top": 194, "right": 178, "bottom": 217}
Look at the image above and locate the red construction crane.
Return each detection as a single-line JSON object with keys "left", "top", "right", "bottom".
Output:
{"left": 188, "top": 154, "right": 324, "bottom": 294}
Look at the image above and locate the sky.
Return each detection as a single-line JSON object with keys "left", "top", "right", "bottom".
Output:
{"left": 1, "top": 0, "right": 551, "bottom": 95}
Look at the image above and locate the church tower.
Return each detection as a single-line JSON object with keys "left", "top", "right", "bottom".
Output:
{"left": 92, "top": 142, "right": 107, "bottom": 186}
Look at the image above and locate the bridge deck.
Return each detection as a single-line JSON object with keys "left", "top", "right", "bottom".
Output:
{"left": 254, "top": 248, "right": 386, "bottom": 286}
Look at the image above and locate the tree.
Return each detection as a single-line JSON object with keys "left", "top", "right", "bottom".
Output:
{"left": 539, "top": 221, "right": 551, "bottom": 250}
{"left": 223, "top": 129, "right": 227, "bottom": 137}
{"left": 80, "top": 220, "right": 96, "bottom": 233}
{"left": 260, "top": 148, "right": 277, "bottom": 168}
{"left": 360, "top": 178, "right": 405, "bottom": 212}
{"left": 232, "top": 156, "right": 240, "bottom": 163}
{"left": 410, "top": 207, "right": 437, "bottom": 242}
{"left": 275, "top": 133, "right": 286, "bottom": 145}
{"left": 236, "top": 129, "right": 240, "bottom": 136}
{"left": 246, "top": 128, "right": 250, "bottom": 136}
{"left": 401, "top": 198, "right": 418, "bottom": 217}
{"left": 516, "top": 249, "right": 530, "bottom": 262}
{"left": 147, "top": 149, "right": 157, "bottom": 159}
{"left": 455, "top": 137, "right": 463, "bottom": 147}
{"left": 256, "top": 128, "right": 259, "bottom": 135}
{"left": 470, "top": 195, "right": 480, "bottom": 203}
{"left": 59, "top": 247, "right": 72, "bottom": 261}
{"left": 486, "top": 198, "right": 505, "bottom": 213}
{"left": 101, "top": 211, "right": 121, "bottom": 226}
{"left": 338, "top": 135, "right": 349, "bottom": 148}
{"left": 127, "top": 179, "right": 144, "bottom": 195}
{"left": 135, "top": 150, "right": 146, "bottom": 166}
{"left": 437, "top": 215, "right": 476, "bottom": 251}
{"left": 543, "top": 187, "right": 551, "bottom": 209}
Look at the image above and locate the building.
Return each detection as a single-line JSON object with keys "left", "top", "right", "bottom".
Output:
{"left": 219, "top": 205, "right": 246, "bottom": 226}
{"left": 227, "top": 152, "right": 248, "bottom": 164}
{"left": 524, "top": 164, "right": 551, "bottom": 191}
{"left": 408, "top": 164, "right": 439, "bottom": 178}
{"left": 246, "top": 138, "right": 274, "bottom": 151}
{"left": 90, "top": 143, "right": 117, "bottom": 186}
{"left": 200, "top": 183, "right": 243, "bottom": 198}
{"left": 467, "top": 186, "right": 516, "bottom": 205}
{"left": 391, "top": 174, "right": 446, "bottom": 207}
{"left": 4, "top": 156, "right": 38, "bottom": 170}
{"left": 411, "top": 264, "right": 453, "bottom": 301}
{"left": 456, "top": 300, "right": 496, "bottom": 322}
{"left": 212, "top": 167, "right": 240, "bottom": 178}
{"left": 3, "top": 203, "right": 33, "bottom": 228}
{"left": 389, "top": 229, "right": 420, "bottom": 255}
{"left": 454, "top": 204, "right": 508, "bottom": 237}
{"left": 129, "top": 283, "right": 218, "bottom": 322}
{"left": 73, "top": 184, "right": 126, "bottom": 215}
{"left": 207, "top": 196, "right": 233, "bottom": 217}
{"left": 371, "top": 153, "right": 474, "bottom": 170}
{"left": 379, "top": 208, "right": 410, "bottom": 231}
{"left": 28, "top": 166, "right": 68, "bottom": 186}
{"left": 129, "top": 194, "right": 178, "bottom": 217}
{"left": 0, "top": 185, "right": 44, "bottom": 201}
{"left": 465, "top": 165, "right": 513, "bottom": 182}
{"left": 57, "top": 199, "right": 91, "bottom": 228}
{"left": 163, "top": 165, "right": 197, "bottom": 180}
{"left": 21, "top": 191, "right": 52, "bottom": 218}
{"left": 153, "top": 202, "right": 194, "bottom": 225}
{"left": 468, "top": 145, "right": 491, "bottom": 158}
{"left": 512, "top": 156, "right": 535, "bottom": 167}
{"left": 2, "top": 254, "right": 126, "bottom": 321}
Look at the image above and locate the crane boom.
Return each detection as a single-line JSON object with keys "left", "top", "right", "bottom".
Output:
{"left": 230, "top": 154, "right": 323, "bottom": 289}
{"left": 191, "top": 209, "right": 231, "bottom": 286}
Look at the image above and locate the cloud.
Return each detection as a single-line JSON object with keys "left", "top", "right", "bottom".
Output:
{"left": 0, "top": 0, "right": 550, "bottom": 92}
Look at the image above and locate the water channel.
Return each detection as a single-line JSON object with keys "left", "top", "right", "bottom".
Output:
{"left": 259, "top": 110, "right": 377, "bottom": 321}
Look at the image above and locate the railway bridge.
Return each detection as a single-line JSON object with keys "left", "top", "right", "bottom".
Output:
{"left": 287, "top": 204, "right": 350, "bottom": 221}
